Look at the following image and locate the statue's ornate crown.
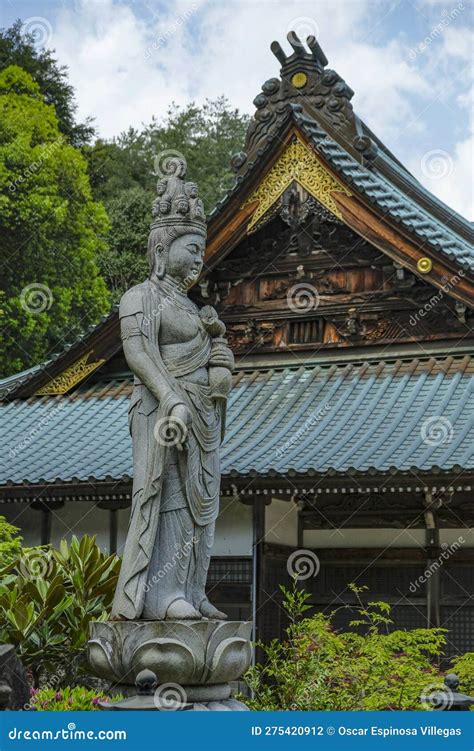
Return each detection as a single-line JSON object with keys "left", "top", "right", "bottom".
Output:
{"left": 151, "top": 156, "right": 206, "bottom": 232}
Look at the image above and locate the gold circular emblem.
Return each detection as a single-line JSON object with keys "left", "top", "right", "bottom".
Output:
{"left": 291, "top": 72, "right": 308, "bottom": 89}
{"left": 417, "top": 257, "right": 433, "bottom": 274}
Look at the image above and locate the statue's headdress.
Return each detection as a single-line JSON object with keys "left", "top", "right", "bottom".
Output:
{"left": 151, "top": 156, "right": 206, "bottom": 235}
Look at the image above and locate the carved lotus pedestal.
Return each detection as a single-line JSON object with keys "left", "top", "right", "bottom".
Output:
{"left": 88, "top": 619, "right": 252, "bottom": 711}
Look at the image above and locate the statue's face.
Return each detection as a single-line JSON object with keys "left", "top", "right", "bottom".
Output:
{"left": 166, "top": 233, "right": 206, "bottom": 287}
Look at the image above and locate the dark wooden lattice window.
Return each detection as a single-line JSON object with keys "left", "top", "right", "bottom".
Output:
{"left": 288, "top": 319, "right": 323, "bottom": 345}
{"left": 207, "top": 556, "right": 252, "bottom": 584}
{"left": 261, "top": 551, "right": 474, "bottom": 657}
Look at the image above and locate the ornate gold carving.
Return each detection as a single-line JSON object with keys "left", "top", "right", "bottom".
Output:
{"left": 242, "top": 136, "right": 351, "bottom": 230}
{"left": 35, "top": 351, "right": 106, "bottom": 395}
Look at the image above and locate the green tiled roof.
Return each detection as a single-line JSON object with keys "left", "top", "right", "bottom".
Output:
{"left": 1, "top": 356, "right": 473, "bottom": 487}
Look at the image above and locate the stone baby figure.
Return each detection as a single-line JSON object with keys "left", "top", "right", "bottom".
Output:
{"left": 111, "top": 157, "right": 234, "bottom": 621}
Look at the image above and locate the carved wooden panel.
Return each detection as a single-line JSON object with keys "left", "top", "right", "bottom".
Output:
{"left": 209, "top": 198, "right": 472, "bottom": 355}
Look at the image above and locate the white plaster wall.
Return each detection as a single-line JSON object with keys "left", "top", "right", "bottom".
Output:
{"left": 1, "top": 499, "right": 254, "bottom": 557}
{"left": 265, "top": 497, "right": 298, "bottom": 547}
{"left": 440, "top": 528, "right": 474, "bottom": 548}
{"left": 5, "top": 500, "right": 470, "bottom": 557}
{"left": 304, "top": 528, "right": 426, "bottom": 549}
{"left": 116, "top": 506, "right": 131, "bottom": 556}
{"left": 50, "top": 502, "right": 110, "bottom": 551}
{"left": 0, "top": 502, "right": 39, "bottom": 547}
{"left": 212, "top": 497, "right": 253, "bottom": 555}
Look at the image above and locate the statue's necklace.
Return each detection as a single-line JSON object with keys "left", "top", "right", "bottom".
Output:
{"left": 158, "top": 277, "right": 200, "bottom": 319}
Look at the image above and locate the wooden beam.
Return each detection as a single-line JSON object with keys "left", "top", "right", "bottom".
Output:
{"left": 424, "top": 491, "right": 441, "bottom": 628}
{"left": 331, "top": 192, "right": 474, "bottom": 306}
{"left": 40, "top": 508, "right": 52, "bottom": 546}
{"left": 109, "top": 508, "right": 118, "bottom": 556}
{"left": 252, "top": 498, "right": 266, "bottom": 660}
{"left": 205, "top": 201, "right": 257, "bottom": 264}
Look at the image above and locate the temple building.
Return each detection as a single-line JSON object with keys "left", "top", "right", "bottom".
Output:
{"left": 1, "top": 34, "right": 473, "bottom": 657}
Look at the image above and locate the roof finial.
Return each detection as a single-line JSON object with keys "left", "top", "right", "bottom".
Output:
{"left": 270, "top": 40, "right": 287, "bottom": 66}
{"left": 287, "top": 31, "right": 306, "bottom": 56}
{"left": 306, "top": 35, "right": 328, "bottom": 67}
{"left": 270, "top": 32, "right": 328, "bottom": 74}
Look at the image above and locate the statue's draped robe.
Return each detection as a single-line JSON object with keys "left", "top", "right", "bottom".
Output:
{"left": 111, "top": 281, "right": 222, "bottom": 620}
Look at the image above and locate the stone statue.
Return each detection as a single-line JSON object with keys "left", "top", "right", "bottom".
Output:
{"left": 89, "top": 156, "right": 252, "bottom": 710}
{"left": 111, "top": 156, "right": 234, "bottom": 622}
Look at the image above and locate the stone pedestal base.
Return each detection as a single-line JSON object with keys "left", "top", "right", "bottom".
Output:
{"left": 88, "top": 619, "right": 252, "bottom": 711}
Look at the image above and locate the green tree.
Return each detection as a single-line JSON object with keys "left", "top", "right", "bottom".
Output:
{"left": 141, "top": 97, "right": 249, "bottom": 211}
{"left": 0, "top": 65, "right": 110, "bottom": 377}
{"left": 0, "top": 515, "right": 22, "bottom": 565}
{"left": 97, "top": 186, "right": 150, "bottom": 302}
{"left": 84, "top": 98, "right": 249, "bottom": 297}
{"left": 0, "top": 20, "right": 94, "bottom": 146}
{"left": 86, "top": 99, "right": 248, "bottom": 210}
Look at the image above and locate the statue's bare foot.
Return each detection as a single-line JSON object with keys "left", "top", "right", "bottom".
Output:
{"left": 199, "top": 599, "right": 228, "bottom": 620}
{"left": 165, "top": 599, "right": 201, "bottom": 620}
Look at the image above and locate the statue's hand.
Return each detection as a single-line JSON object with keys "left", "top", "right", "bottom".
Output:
{"left": 209, "top": 343, "right": 235, "bottom": 372}
{"left": 168, "top": 403, "right": 192, "bottom": 451}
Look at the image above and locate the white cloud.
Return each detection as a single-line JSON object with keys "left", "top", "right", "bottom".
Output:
{"left": 407, "top": 24, "right": 473, "bottom": 220}
{"left": 430, "top": 136, "right": 473, "bottom": 220}
{"left": 410, "top": 81, "right": 473, "bottom": 220}
{"left": 334, "top": 40, "right": 430, "bottom": 141}
{"left": 46, "top": 0, "right": 471, "bottom": 218}
{"left": 53, "top": 0, "right": 427, "bottom": 140}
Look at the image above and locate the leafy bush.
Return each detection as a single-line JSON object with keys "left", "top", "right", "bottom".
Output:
{"left": 244, "top": 584, "right": 447, "bottom": 710}
{"left": 0, "top": 515, "right": 22, "bottom": 565}
{"left": 30, "top": 685, "right": 122, "bottom": 711}
{"left": 450, "top": 652, "right": 474, "bottom": 697}
{"left": 0, "top": 535, "right": 120, "bottom": 687}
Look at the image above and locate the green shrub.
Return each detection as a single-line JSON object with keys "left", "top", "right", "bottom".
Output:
{"left": 30, "top": 685, "right": 122, "bottom": 711}
{"left": 450, "top": 652, "right": 474, "bottom": 697}
{"left": 0, "top": 535, "right": 120, "bottom": 687}
{"left": 0, "top": 515, "right": 22, "bottom": 565}
{"left": 244, "top": 583, "right": 447, "bottom": 710}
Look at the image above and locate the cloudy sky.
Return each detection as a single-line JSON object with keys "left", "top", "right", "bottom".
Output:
{"left": 3, "top": 0, "right": 473, "bottom": 219}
